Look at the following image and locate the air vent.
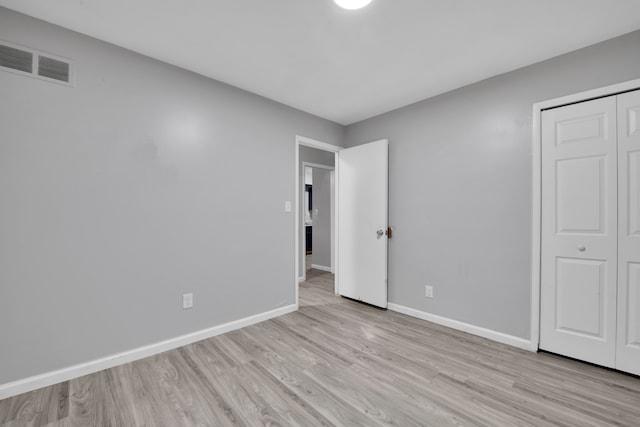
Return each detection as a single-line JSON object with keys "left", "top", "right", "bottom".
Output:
{"left": 0, "top": 41, "right": 73, "bottom": 86}
{"left": 38, "top": 55, "right": 70, "bottom": 83}
{"left": 0, "top": 44, "right": 33, "bottom": 73}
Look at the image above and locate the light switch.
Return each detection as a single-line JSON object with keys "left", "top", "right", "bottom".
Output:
{"left": 284, "top": 201, "right": 292, "bottom": 212}
{"left": 183, "top": 293, "right": 194, "bottom": 309}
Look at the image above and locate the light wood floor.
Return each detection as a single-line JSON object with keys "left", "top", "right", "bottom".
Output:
{"left": 2, "top": 270, "right": 640, "bottom": 426}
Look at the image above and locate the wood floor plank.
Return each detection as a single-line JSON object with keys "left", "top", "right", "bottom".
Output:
{"left": 239, "top": 360, "right": 335, "bottom": 427}
{"left": 2, "top": 268, "right": 640, "bottom": 426}
{"left": 125, "top": 356, "right": 183, "bottom": 427}
{"left": 158, "top": 348, "right": 239, "bottom": 427}
{"left": 247, "top": 350, "right": 381, "bottom": 427}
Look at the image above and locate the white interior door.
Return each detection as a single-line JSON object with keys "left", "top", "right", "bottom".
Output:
{"left": 337, "top": 139, "right": 388, "bottom": 308}
{"left": 616, "top": 89, "right": 640, "bottom": 375}
{"left": 540, "top": 97, "right": 618, "bottom": 367}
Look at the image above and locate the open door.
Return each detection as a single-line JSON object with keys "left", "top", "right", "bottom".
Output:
{"left": 337, "top": 139, "right": 388, "bottom": 308}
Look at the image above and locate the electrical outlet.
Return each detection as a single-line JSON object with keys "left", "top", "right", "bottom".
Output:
{"left": 183, "top": 293, "right": 194, "bottom": 309}
{"left": 425, "top": 285, "right": 433, "bottom": 298}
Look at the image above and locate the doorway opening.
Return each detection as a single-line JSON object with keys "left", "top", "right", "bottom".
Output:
{"left": 302, "top": 163, "right": 335, "bottom": 294}
{"left": 295, "top": 135, "right": 390, "bottom": 309}
{"left": 295, "top": 136, "right": 341, "bottom": 307}
{"left": 302, "top": 163, "right": 335, "bottom": 277}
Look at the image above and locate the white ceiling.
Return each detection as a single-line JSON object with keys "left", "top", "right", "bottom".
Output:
{"left": 2, "top": 1, "right": 640, "bottom": 125}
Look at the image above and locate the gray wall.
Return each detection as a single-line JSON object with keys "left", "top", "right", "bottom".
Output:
{"left": 298, "top": 146, "right": 335, "bottom": 276}
{"left": 344, "top": 30, "right": 640, "bottom": 340}
{"left": 0, "top": 8, "right": 344, "bottom": 385}
{"left": 312, "top": 168, "right": 332, "bottom": 269}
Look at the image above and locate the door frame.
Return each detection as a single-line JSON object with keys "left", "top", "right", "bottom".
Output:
{"left": 530, "top": 77, "right": 640, "bottom": 351}
{"left": 295, "top": 136, "right": 341, "bottom": 307}
{"left": 300, "top": 161, "right": 335, "bottom": 283}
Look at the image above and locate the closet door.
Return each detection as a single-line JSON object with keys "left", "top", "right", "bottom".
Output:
{"left": 540, "top": 96, "right": 618, "bottom": 367}
{"left": 616, "top": 89, "right": 640, "bottom": 375}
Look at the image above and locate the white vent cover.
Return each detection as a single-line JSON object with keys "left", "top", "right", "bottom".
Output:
{"left": 0, "top": 41, "right": 73, "bottom": 86}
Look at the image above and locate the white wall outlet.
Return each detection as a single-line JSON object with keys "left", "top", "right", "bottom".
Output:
{"left": 284, "top": 201, "right": 292, "bottom": 212}
{"left": 425, "top": 285, "right": 433, "bottom": 298}
{"left": 183, "top": 293, "right": 194, "bottom": 309}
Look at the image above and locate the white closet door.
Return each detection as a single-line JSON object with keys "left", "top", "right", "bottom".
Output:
{"left": 616, "top": 89, "right": 640, "bottom": 375}
{"left": 540, "top": 96, "right": 618, "bottom": 367}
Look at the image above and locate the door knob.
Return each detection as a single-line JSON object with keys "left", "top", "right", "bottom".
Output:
{"left": 376, "top": 229, "right": 385, "bottom": 238}
{"left": 577, "top": 245, "right": 586, "bottom": 252}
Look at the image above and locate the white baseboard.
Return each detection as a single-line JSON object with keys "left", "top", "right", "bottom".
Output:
{"left": 298, "top": 276, "right": 305, "bottom": 283}
{"left": 0, "top": 304, "right": 297, "bottom": 400}
{"left": 310, "top": 264, "right": 332, "bottom": 272}
{"left": 387, "top": 303, "right": 537, "bottom": 352}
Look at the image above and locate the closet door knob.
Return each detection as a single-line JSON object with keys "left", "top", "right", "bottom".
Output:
{"left": 577, "top": 245, "right": 586, "bottom": 252}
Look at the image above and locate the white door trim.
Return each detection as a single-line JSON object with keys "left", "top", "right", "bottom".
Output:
{"left": 295, "top": 136, "right": 341, "bottom": 305}
{"left": 330, "top": 170, "right": 335, "bottom": 275}
{"left": 531, "top": 77, "right": 640, "bottom": 350}
{"left": 303, "top": 162, "right": 336, "bottom": 170}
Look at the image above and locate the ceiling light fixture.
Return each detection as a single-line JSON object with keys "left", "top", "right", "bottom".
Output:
{"left": 334, "top": 0, "right": 373, "bottom": 10}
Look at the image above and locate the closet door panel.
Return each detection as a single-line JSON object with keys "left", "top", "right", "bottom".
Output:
{"left": 616, "top": 89, "right": 640, "bottom": 376}
{"left": 540, "top": 96, "right": 618, "bottom": 367}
